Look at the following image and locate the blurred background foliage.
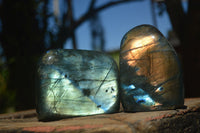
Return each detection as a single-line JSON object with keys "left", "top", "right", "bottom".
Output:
{"left": 0, "top": 0, "right": 200, "bottom": 113}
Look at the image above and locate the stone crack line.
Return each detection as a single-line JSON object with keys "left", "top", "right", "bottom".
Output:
{"left": 120, "top": 42, "right": 155, "bottom": 54}
{"left": 94, "top": 62, "right": 113, "bottom": 97}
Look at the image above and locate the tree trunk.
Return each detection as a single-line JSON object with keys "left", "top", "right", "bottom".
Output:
{"left": 0, "top": 0, "right": 45, "bottom": 111}
{"left": 182, "top": 0, "right": 200, "bottom": 97}
{"left": 7, "top": 56, "right": 38, "bottom": 110}
{"left": 166, "top": 0, "right": 200, "bottom": 97}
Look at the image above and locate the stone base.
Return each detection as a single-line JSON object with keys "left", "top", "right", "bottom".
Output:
{"left": 0, "top": 98, "right": 200, "bottom": 133}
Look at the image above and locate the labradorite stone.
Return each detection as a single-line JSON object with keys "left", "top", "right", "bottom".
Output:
{"left": 120, "top": 25, "right": 184, "bottom": 112}
{"left": 36, "top": 49, "right": 119, "bottom": 121}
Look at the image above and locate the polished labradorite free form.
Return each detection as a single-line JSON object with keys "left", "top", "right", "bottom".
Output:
{"left": 37, "top": 49, "right": 119, "bottom": 121}
{"left": 120, "top": 25, "right": 184, "bottom": 112}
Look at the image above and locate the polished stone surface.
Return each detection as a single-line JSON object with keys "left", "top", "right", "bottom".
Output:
{"left": 36, "top": 49, "right": 119, "bottom": 121}
{"left": 120, "top": 25, "right": 184, "bottom": 112}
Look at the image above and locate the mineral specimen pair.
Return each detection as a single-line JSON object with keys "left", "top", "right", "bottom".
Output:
{"left": 36, "top": 25, "right": 184, "bottom": 121}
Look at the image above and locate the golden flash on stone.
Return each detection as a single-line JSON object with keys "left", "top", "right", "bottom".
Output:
{"left": 120, "top": 24, "right": 184, "bottom": 112}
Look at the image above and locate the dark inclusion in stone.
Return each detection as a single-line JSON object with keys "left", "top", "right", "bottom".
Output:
{"left": 120, "top": 25, "right": 184, "bottom": 112}
{"left": 36, "top": 49, "right": 119, "bottom": 121}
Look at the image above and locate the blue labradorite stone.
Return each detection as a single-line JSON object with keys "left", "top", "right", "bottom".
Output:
{"left": 120, "top": 25, "right": 184, "bottom": 112}
{"left": 36, "top": 49, "right": 119, "bottom": 121}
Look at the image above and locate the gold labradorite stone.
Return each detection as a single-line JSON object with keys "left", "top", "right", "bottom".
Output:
{"left": 36, "top": 49, "right": 119, "bottom": 121}
{"left": 120, "top": 25, "right": 184, "bottom": 112}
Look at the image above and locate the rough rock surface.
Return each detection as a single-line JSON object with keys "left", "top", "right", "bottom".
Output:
{"left": 0, "top": 98, "right": 200, "bottom": 133}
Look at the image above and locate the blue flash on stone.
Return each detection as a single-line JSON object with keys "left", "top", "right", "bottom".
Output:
{"left": 128, "top": 88, "right": 154, "bottom": 105}
{"left": 155, "top": 86, "right": 164, "bottom": 92}
{"left": 36, "top": 49, "right": 119, "bottom": 121}
{"left": 128, "top": 84, "right": 136, "bottom": 90}
{"left": 134, "top": 94, "right": 155, "bottom": 106}
{"left": 122, "top": 84, "right": 136, "bottom": 90}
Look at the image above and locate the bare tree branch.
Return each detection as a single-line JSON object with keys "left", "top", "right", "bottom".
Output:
{"left": 50, "top": 0, "right": 141, "bottom": 50}
{"left": 74, "top": 0, "right": 142, "bottom": 29}
{"left": 67, "top": 0, "right": 77, "bottom": 49}
{"left": 165, "top": 0, "right": 186, "bottom": 39}
{"left": 88, "top": 0, "right": 96, "bottom": 11}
